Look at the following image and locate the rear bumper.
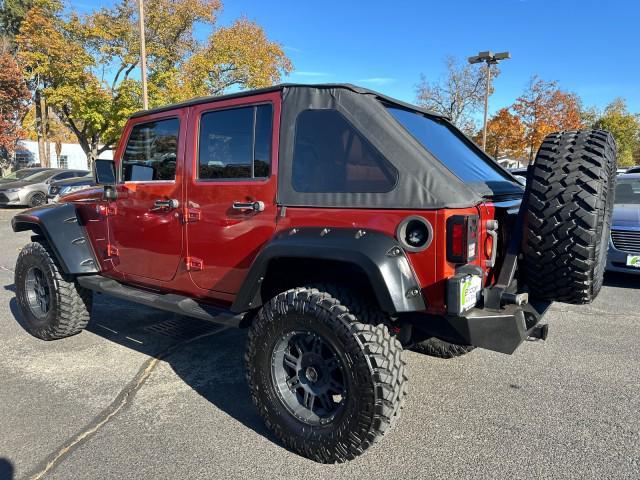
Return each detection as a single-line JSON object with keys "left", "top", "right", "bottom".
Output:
{"left": 448, "top": 301, "right": 550, "bottom": 354}
{"left": 410, "top": 300, "right": 551, "bottom": 355}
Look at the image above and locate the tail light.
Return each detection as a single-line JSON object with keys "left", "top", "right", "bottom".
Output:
{"left": 446, "top": 215, "right": 479, "bottom": 264}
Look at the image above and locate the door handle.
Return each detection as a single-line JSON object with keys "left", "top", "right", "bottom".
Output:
{"left": 232, "top": 200, "right": 265, "bottom": 212}
{"left": 150, "top": 198, "right": 179, "bottom": 212}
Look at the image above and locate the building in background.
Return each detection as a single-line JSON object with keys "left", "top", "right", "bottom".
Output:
{"left": 13, "top": 141, "right": 113, "bottom": 170}
{"left": 497, "top": 157, "right": 528, "bottom": 169}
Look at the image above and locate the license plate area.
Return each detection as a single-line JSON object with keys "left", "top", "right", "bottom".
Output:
{"left": 626, "top": 255, "right": 640, "bottom": 268}
{"left": 447, "top": 273, "right": 482, "bottom": 315}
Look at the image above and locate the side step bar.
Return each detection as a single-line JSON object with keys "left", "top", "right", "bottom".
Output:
{"left": 77, "top": 275, "right": 244, "bottom": 328}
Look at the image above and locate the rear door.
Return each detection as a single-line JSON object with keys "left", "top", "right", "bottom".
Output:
{"left": 185, "top": 92, "right": 280, "bottom": 294}
{"left": 107, "top": 110, "right": 186, "bottom": 282}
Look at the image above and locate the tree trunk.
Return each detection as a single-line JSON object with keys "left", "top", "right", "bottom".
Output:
{"left": 84, "top": 141, "right": 99, "bottom": 171}
{"left": 34, "top": 89, "right": 47, "bottom": 167}
{"left": 42, "top": 97, "right": 51, "bottom": 167}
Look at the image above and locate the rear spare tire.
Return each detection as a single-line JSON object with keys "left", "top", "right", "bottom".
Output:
{"left": 523, "top": 129, "right": 616, "bottom": 304}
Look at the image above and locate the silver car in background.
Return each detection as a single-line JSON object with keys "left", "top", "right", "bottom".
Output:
{"left": 0, "top": 167, "right": 51, "bottom": 184}
{"left": 0, "top": 169, "right": 89, "bottom": 207}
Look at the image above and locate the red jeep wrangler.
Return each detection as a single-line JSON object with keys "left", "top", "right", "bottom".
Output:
{"left": 11, "top": 84, "right": 616, "bottom": 463}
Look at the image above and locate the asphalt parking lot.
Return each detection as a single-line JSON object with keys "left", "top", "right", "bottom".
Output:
{"left": 0, "top": 206, "right": 638, "bottom": 480}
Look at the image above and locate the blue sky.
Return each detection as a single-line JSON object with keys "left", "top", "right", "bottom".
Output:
{"left": 76, "top": 0, "right": 640, "bottom": 114}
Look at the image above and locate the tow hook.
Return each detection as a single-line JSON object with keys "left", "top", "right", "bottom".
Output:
{"left": 502, "top": 292, "right": 528, "bottom": 306}
{"left": 527, "top": 323, "right": 549, "bottom": 341}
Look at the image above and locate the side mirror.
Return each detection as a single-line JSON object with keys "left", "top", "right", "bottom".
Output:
{"left": 94, "top": 159, "right": 116, "bottom": 185}
{"left": 94, "top": 159, "right": 117, "bottom": 201}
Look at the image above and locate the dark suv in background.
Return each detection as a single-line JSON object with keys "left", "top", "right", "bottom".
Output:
{"left": 47, "top": 173, "right": 96, "bottom": 203}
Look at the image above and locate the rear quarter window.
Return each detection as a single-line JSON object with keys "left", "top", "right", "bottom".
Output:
{"left": 386, "top": 106, "right": 512, "bottom": 184}
{"left": 292, "top": 109, "right": 398, "bottom": 193}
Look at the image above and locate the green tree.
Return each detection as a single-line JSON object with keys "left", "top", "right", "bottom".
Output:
{"left": 17, "top": 0, "right": 292, "bottom": 166}
{"left": 0, "top": 0, "right": 35, "bottom": 49}
{"left": 592, "top": 99, "right": 640, "bottom": 167}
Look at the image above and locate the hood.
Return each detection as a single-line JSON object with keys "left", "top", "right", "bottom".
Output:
{"left": 0, "top": 180, "right": 30, "bottom": 190}
{"left": 51, "top": 176, "right": 94, "bottom": 187}
{"left": 612, "top": 204, "right": 640, "bottom": 227}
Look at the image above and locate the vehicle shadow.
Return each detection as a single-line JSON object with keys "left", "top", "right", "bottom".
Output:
{"left": 603, "top": 271, "right": 640, "bottom": 289}
{"left": 0, "top": 458, "right": 14, "bottom": 480}
{"left": 5, "top": 286, "right": 279, "bottom": 450}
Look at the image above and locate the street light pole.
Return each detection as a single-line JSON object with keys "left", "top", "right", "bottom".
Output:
{"left": 483, "top": 62, "right": 491, "bottom": 150}
{"left": 468, "top": 51, "right": 511, "bottom": 151}
{"left": 137, "top": 0, "right": 149, "bottom": 110}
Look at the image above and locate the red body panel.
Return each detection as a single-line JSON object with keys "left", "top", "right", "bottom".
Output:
{"left": 184, "top": 92, "right": 281, "bottom": 294}
{"left": 276, "top": 206, "right": 493, "bottom": 314}
{"left": 66, "top": 92, "right": 500, "bottom": 315}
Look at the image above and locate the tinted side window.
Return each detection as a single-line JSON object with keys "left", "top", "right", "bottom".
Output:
{"left": 198, "top": 104, "right": 272, "bottom": 180}
{"left": 386, "top": 107, "right": 510, "bottom": 184}
{"left": 122, "top": 118, "right": 179, "bottom": 182}
{"left": 53, "top": 172, "right": 75, "bottom": 181}
{"left": 292, "top": 110, "right": 398, "bottom": 193}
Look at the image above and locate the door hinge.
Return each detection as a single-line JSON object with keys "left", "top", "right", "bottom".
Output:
{"left": 97, "top": 204, "right": 117, "bottom": 216}
{"left": 185, "top": 257, "right": 203, "bottom": 271}
{"left": 107, "top": 244, "right": 119, "bottom": 257}
{"left": 182, "top": 207, "right": 201, "bottom": 224}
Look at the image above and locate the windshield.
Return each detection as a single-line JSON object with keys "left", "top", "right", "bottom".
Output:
{"left": 19, "top": 170, "right": 57, "bottom": 183}
{"left": 615, "top": 177, "right": 640, "bottom": 204}
{"left": 386, "top": 106, "right": 521, "bottom": 195}
{"left": 3, "top": 168, "right": 45, "bottom": 181}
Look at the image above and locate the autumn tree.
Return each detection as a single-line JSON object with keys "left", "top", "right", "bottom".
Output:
{"left": 0, "top": 51, "right": 30, "bottom": 172}
{"left": 17, "top": 0, "right": 292, "bottom": 166}
{"left": 512, "top": 76, "right": 584, "bottom": 162}
{"left": 416, "top": 56, "right": 499, "bottom": 134}
{"left": 590, "top": 99, "right": 640, "bottom": 167}
{"left": 475, "top": 108, "right": 526, "bottom": 160}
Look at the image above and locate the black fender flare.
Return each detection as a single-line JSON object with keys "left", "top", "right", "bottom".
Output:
{"left": 11, "top": 203, "right": 99, "bottom": 275}
{"left": 231, "top": 227, "right": 426, "bottom": 314}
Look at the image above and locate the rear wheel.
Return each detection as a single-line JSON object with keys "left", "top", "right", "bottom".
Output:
{"left": 15, "top": 241, "right": 93, "bottom": 340}
{"left": 245, "top": 287, "right": 407, "bottom": 463}
{"left": 523, "top": 130, "right": 616, "bottom": 304}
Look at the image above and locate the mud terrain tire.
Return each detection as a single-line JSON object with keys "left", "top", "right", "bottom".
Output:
{"left": 523, "top": 130, "right": 616, "bottom": 304}
{"left": 245, "top": 287, "right": 407, "bottom": 463}
{"left": 15, "top": 241, "right": 93, "bottom": 340}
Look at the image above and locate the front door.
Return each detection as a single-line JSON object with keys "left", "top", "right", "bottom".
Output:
{"left": 185, "top": 93, "right": 280, "bottom": 293}
{"left": 108, "top": 111, "right": 186, "bottom": 282}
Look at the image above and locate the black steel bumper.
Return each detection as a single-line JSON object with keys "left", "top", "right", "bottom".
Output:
{"left": 411, "top": 300, "right": 551, "bottom": 355}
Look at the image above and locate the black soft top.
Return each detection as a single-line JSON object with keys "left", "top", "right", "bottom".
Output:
{"left": 129, "top": 83, "right": 447, "bottom": 120}
{"left": 131, "top": 84, "right": 521, "bottom": 209}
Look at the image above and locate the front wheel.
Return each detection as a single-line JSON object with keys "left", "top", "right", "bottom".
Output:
{"left": 245, "top": 287, "right": 407, "bottom": 463}
{"left": 15, "top": 242, "right": 93, "bottom": 340}
{"left": 27, "top": 192, "right": 46, "bottom": 207}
